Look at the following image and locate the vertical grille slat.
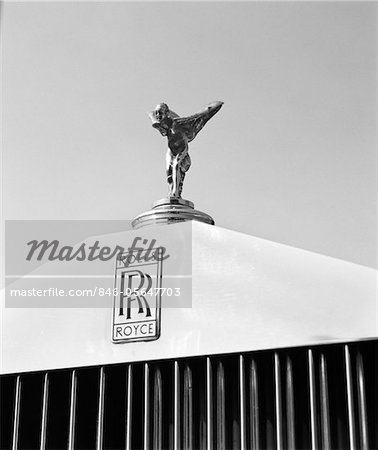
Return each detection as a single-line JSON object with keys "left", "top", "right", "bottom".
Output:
{"left": 183, "top": 364, "right": 193, "bottom": 450}
{"left": 1, "top": 340, "right": 376, "bottom": 450}
{"left": 144, "top": 363, "right": 151, "bottom": 450}
{"left": 345, "top": 345, "right": 357, "bottom": 450}
{"left": 206, "top": 357, "right": 213, "bottom": 450}
{"left": 239, "top": 355, "right": 246, "bottom": 450}
{"left": 39, "top": 373, "right": 49, "bottom": 450}
{"left": 274, "top": 353, "right": 283, "bottom": 450}
{"left": 68, "top": 370, "right": 77, "bottom": 450}
{"left": 174, "top": 361, "right": 180, "bottom": 450}
{"left": 308, "top": 349, "right": 319, "bottom": 450}
{"left": 359, "top": 340, "right": 377, "bottom": 447}
{"left": 319, "top": 352, "right": 331, "bottom": 450}
{"left": 216, "top": 361, "right": 226, "bottom": 450}
{"left": 11, "top": 375, "right": 21, "bottom": 450}
{"left": 125, "top": 364, "right": 133, "bottom": 450}
{"left": 153, "top": 366, "right": 163, "bottom": 450}
{"left": 356, "top": 350, "right": 368, "bottom": 450}
{"left": 96, "top": 367, "right": 105, "bottom": 450}
{"left": 249, "top": 359, "right": 259, "bottom": 450}
{"left": 285, "top": 355, "right": 295, "bottom": 450}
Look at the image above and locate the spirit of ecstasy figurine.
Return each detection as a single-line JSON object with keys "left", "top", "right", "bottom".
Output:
{"left": 149, "top": 101, "right": 223, "bottom": 198}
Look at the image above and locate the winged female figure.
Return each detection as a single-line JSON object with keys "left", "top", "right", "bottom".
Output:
{"left": 149, "top": 101, "right": 223, "bottom": 198}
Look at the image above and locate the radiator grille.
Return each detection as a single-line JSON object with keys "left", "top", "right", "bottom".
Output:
{"left": 1, "top": 340, "right": 377, "bottom": 450}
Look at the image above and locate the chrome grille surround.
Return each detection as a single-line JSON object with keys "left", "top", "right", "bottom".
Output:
{"left": 1, "top": 340, "right": 377, "bottom": 450}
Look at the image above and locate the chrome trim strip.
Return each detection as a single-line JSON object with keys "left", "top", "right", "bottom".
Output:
{"left": 356, "top": 351, "right": 368, "bottom": 450}
{"left": 274, "top": 353, "right": 283, "bottom": 450}
{"left": 345, "top": 345, "right": 356, "bottom": 450}
{"left": 319, "top": 353, "right": 331, "bottom": 450}
{"left": 249, "top": 359, "right": 259, "bottom": 450}
{"left": 11, "top": 375, "right": 21, "bottom": 450}
{"left": 285, "top": 355, "right": 295, "bottom": 450}
{"left": 39, "top": 373, "right": 49, "bottom": 450}
{"left": 68, "top": 370, "right": 77, "bottom": 450}
{"left": 308, "top": 349, "right": 318, "bottom": 450}
{"left": 96, "top": 367, "right": 105, "bottom": 450}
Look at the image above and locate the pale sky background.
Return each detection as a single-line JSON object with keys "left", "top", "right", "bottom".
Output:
{"left": 1, "top": 1, "right": 376, "bottom": 268}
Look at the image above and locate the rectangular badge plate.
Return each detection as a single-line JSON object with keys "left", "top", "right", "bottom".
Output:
{"left": 112, "top": 248, "right": 163, "bottom": 343}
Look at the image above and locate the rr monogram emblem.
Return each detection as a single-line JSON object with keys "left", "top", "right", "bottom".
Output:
{"left": 119, "top": 270, "right": 153, "bottom": 319}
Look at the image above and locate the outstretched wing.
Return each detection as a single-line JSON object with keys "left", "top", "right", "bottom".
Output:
{"left": 172, "top": 101, "right": 223, "bottom": 142}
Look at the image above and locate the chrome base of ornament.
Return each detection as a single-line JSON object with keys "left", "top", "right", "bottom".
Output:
{"left": 132, "top": 198, "right": 214, "bottom": 229}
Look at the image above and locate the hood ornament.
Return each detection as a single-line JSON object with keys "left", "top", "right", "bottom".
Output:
{"left": 132, "top": 101, "right": 224, "bottom": 229}
{"left": 149, "top": 101, "right": 223, "bottom": 198}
